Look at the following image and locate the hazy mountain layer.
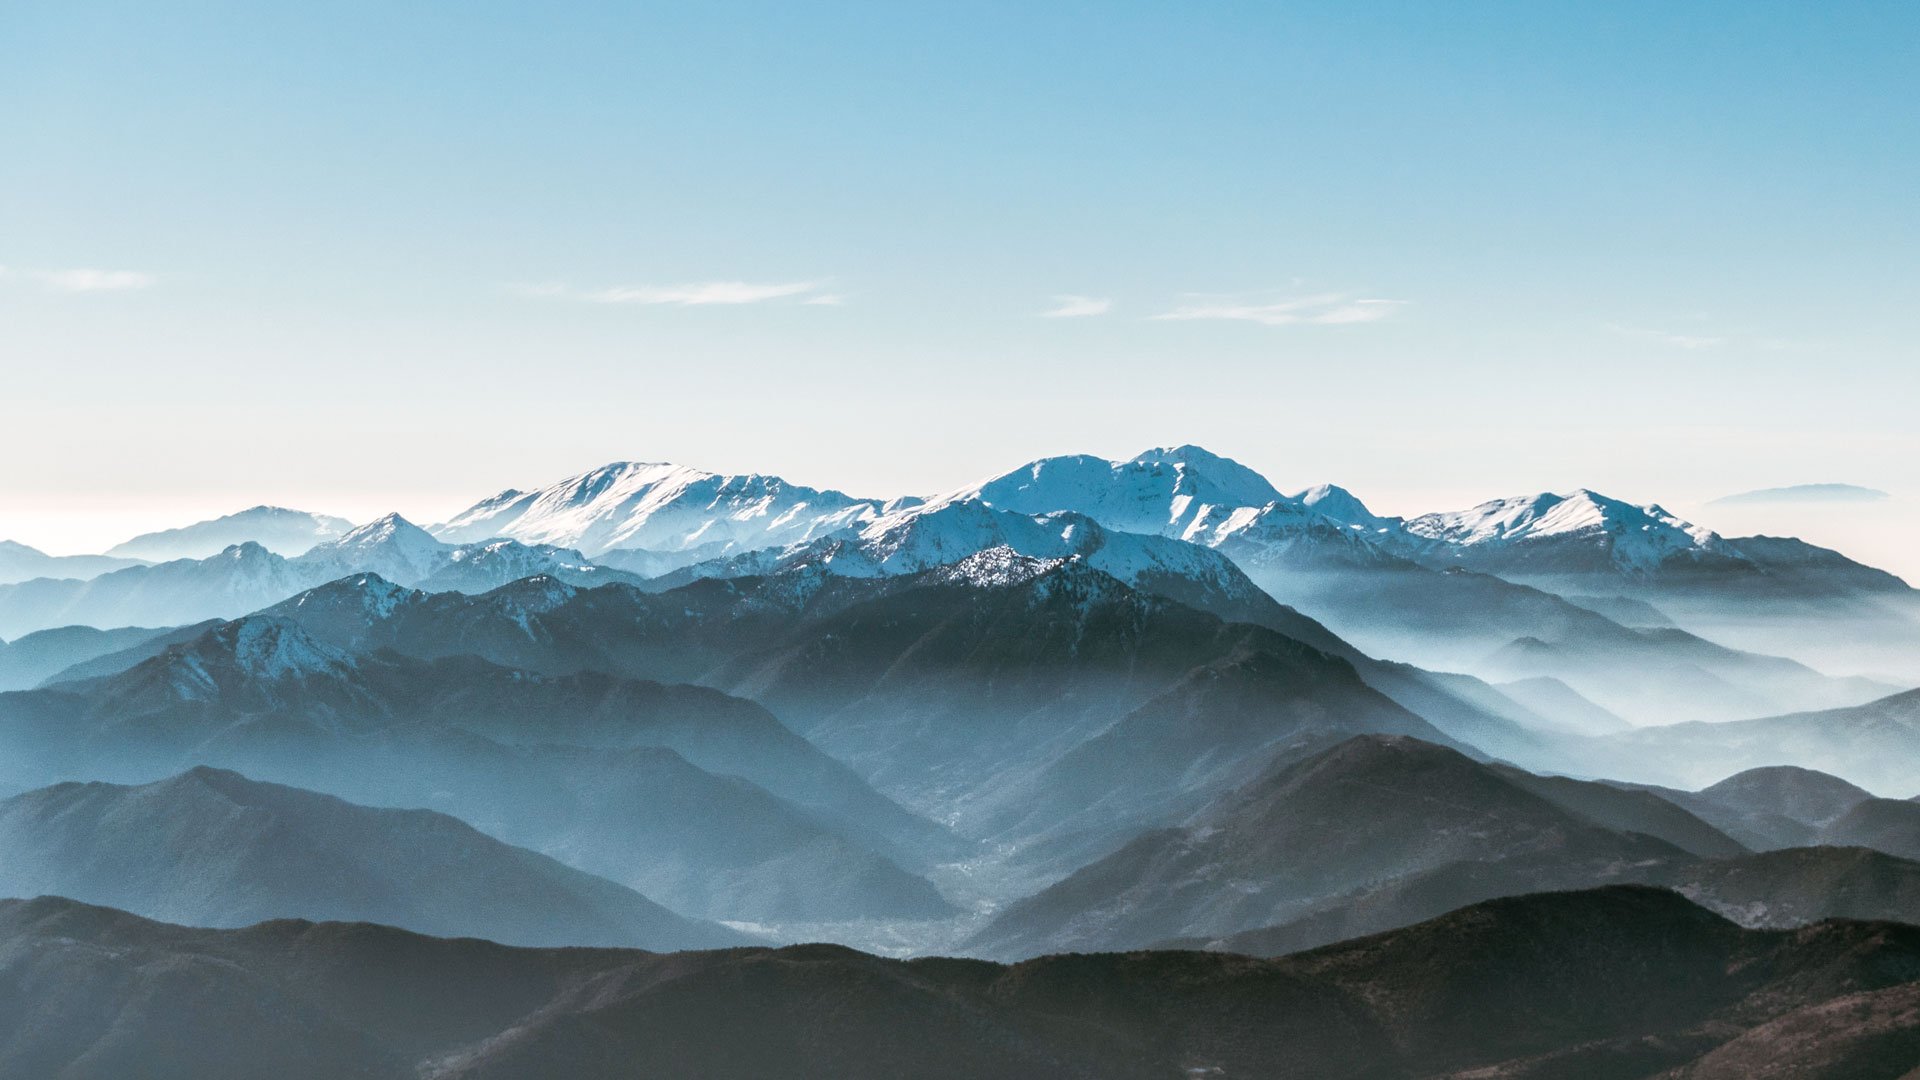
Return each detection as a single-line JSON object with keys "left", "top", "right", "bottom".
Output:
{"left": 0, "top": 521, "right": 643, "bottom": 640}
{"left": 970, "top": 735, "right": 1920, "bottom": 958}
{"left": 107, "top": 506, "right": 354, "bottom": 561}
{"left": 0, "top": 541, "right": 144, "bottom": 587}
{"left": 260, "top": 562, "right": 1467, "bottom": 855}
{"left": 0, "top": 617, "right": 954, "bottom": 923}
{"left": 1583, "top": 687, "right": 1920, "bottom": 795}
{"left": 0, "top": 768, "right": 745, "bottom": 950}
{"left": 0, "top": 624, "right": 174, "bottom": 691}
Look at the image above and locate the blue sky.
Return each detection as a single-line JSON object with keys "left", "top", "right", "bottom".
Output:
{"left": 3, "top": 2, "right": 1917, "bottom": 571}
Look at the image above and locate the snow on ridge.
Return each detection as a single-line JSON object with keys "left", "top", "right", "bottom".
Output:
{"left": 288, "top": 573, "right": 416, "bottom": 619}
{"left": 666, "top": 494, "right": 1264, "bottom": 604}
{"left": 1401, "top": 489, "right": 1738, "bottom": 570}
{"left": 329, "top": 447, "right": 1851, "bottom": 592}
{"left": 1291, "top": 484, "right": 1400, "bottom": 534}
{"left": 950, "top": 447, "right": 1287, "bottom": 538}
{"left": 191, "top": 616, "right": 356, "bottom": 683}
{"left": 933, "top": 547, "right": 1069, "bottom": 588}
{"left": 432, "top": 460, "right": 886, "bottom": 557}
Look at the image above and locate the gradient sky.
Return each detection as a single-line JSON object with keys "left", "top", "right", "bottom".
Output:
{"left": 3, "top": 2, "right": 1917, "bottom": 574}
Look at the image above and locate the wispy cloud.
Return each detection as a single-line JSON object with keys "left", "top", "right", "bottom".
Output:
{"left": 801, "top": 292, "right": 848, "bottom": 306}
{"left": 1152, "top": 291, "right": 1403, "bottom": 327}
{"left": 1040, "top": 294, "right": 1112, "bottom": 318}
{"left": 0, "top": 265, "right": 156, "bottom": 292}
{"left": 511, "top": 279, "right": 835, "bottom": 307}
{"left": 585, "top": 280, "right": 824, "bottom": 306}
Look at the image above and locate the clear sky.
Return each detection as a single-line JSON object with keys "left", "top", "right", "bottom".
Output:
{"left": 3, "top": 2, "right": 1917, "bottom": 575}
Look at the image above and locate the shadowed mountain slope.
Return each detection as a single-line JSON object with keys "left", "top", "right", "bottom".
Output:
{"left": 0, "top": 617, "right": 955, "bottom": 923}
{"left": 260, "top": 563, "right": 1472, "bottom": 849}
{"left": 0, "top": 887, "right": 1915, "bottom": 1079}
{"left": 0, "top": 768, "right": 745, "bottom": 950}
{"left": 973, "top": 736, "right": 1920, "bottom": 960}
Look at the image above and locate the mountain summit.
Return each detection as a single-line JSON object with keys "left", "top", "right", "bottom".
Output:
{"left": 433, "top": 461, "right": 885, "bottom": 560}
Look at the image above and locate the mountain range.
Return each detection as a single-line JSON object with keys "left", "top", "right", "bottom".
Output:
{"left": 1, "top": 442, "right": 1916, "bottom": 1067}
{"left": 107, "top": 506, "right": 355, "bottom": 561}
{"left": 0, "top": 614, "right": 955, "bottom": 925}
{"left": 0, "top": 540, "right": 143, "bottom": 587}
{"left": 0, "top": 767, "right": 744, "bottom": 950}
{"left": 1, "top": 886, "right": 1913, "bottom": 1079}
{"left": 0, "top": 515, "right": 644, "bottom": 640}
{"left": 243, "top": 560, "right": 1478, "bottom": 875}
{"left": 968, "top": 734, "right": 1920, "bottom": 958}
{"left": 10, "top": 444, "right": 1915, "bottom": 683}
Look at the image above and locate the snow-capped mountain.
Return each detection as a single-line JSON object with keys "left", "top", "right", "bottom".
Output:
{"left": 949, "top": 445, "right": 1285, "bottom": 538}
{"left": 945, "top": 448, "right": 1407, "bottom": 579}
{"left": 672, "top": 497, "right": 1269, "bottom": 610}
{"left": 1399, "top": 490, "right": 1747, "bottom": 576}
{"left": 1291, "top": 483, "right": 1402, "bottom": 536}
{"left": 956, "top": 449, "right": 1872, "bottom": 589}
{"left": 296, "top": 514, "right": 449, "bottom": 584}
{"left": 1179, "top": 500, "right": 1406, "bottom": 571}
{"left": 433, "top": 462, "right": 892, "bottom": 561}
{"left": 293, "top": 513, "right": 644, "bottom": 592}
{"left": 107, "top": 506, "right": 355, "bottom": 561}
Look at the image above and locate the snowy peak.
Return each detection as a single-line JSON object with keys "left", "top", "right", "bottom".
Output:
{"left": 1128, "top": 445, "right": 1284, "bottom": 505}
{"left": 272, "top": 573, "right": 421, "bottom": 622}
{"left": 932, "top": 547, "right": 1071, "bottom": 588}
{"left": 1292, "top": 484, "right": 1399, "bottom": 534}
{"left": 433, "top": 460, "right": 883, "bottom": 559}
{"left": 956, "top": 445, "right": 1286, "bottom": 538}
{"left": 922, "top": 548, "right": 1136, "bottom": 612}
{"left": 331, "top": 512, "right": 441, "bottom": 550}
{"left": 476, "top": 573, "right": 581, "bottom": 615}
{"left": 1397, "top": 488, "right": 1743, "bottom": 572}
{"left": 674, "top": 496, "right": 1267, "bottom": 609}
{"left": 298, "top": 513, "right": 450, "bottom": 585}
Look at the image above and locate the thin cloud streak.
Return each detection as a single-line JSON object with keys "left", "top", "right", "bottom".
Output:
{"left": 1153, "top": 292, "right": 1403, "bottom": 327}
{"left": 0, "top": 266, "right": 156, "bottom": 292}
{"left": 511, "top": 279, "right": 835, "bottom": 306}
{"left": 1040, "top": 295, "right": 1113, "bottom": 318}
{"left": 585, "top": 280, "right": 823, "bottom": 306}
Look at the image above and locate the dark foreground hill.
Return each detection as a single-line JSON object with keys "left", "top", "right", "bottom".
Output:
{"left": 0, "top": 887, "right": 1915, "bottom": 1080}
